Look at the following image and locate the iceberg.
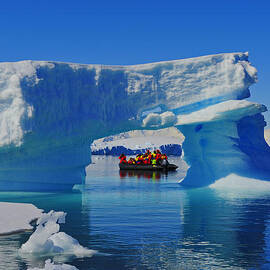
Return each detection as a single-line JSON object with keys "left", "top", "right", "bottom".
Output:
{"left": 0, "top": 52, "right": 268, "bottom": 189}
{"left": 91, "top": 127, "right": 183, "bottom": 156}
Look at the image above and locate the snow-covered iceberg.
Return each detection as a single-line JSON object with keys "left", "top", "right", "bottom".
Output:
{"left": 91, "top": 127, "right": 184, "bottom": 156}
{"left": 0, "top": 52, "right": 268, "bottom": 189}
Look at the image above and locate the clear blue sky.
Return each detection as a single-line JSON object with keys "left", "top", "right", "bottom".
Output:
{"left": 1, "top": 0, "right": 270, "bottom": 125}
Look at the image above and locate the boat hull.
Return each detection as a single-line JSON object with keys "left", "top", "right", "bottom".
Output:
{"left": 119, "top": 163, "right": 178, "bottom": 171}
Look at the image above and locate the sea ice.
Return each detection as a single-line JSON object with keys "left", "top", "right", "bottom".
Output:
{"left": 28, "top": 259, "right": 78, "bottom": 270}
{"left": 0, "top": 202, "right": 43, "bottom": 235}
{"left": 20, "top": 210, "right": 96, "bottom": 257}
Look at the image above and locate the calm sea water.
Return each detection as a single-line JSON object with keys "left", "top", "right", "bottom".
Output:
{"left": 1, "top": 156, "right": 270, "bottom": 270}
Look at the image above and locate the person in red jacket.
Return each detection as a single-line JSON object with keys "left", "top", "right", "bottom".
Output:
{"left": 156, "top": 152, "right": 162, "bottom": 164}
{"left": 119, "top": 154, "right": 127, "bottom": 164}
{"left": 147, "top": 153, "right": 152, "bottom": 164}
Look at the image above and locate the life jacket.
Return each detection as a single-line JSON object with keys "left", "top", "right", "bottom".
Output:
{"left": 152, "top": 159, "right": 157, "bottom": 165}
{"left": 137, "top": 156, "right": 143, "bottom": 164}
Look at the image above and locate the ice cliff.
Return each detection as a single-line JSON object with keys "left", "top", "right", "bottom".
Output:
{"left": 0, "top": 52, "right": 268, "bottom": 189}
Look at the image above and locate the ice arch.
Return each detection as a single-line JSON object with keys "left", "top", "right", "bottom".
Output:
{"left": 0, "top": 52, "right": 268, "bottom": 190}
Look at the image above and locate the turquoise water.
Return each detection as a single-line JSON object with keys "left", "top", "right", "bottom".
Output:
{"left": 1, "top": 156, "right": 270, "bottom": 269}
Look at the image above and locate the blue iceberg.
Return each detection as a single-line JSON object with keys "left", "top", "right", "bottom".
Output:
{"left": 0, "top": 52, "right": 268, "bottom": 190}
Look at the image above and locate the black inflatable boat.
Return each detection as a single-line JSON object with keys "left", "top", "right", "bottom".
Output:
{"left": 119, "top": 163, "right": 178, "bottom": 171}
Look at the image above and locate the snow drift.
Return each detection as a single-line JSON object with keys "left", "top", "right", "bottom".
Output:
{"left": 0, "top": 52, "right": 268, "bottom": 189}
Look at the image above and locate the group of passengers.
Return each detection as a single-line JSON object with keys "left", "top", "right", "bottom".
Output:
{"left": 119, "top": 149, "right": 168, "bottom": 166}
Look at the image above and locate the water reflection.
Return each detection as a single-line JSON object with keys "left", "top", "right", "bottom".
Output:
{"left": 119, "top": 170, "right": 165, "bottom": 181}
{"left": 1, "top": 157, "right": 270, "bottom": 269}
{"left": 175, "top": 188, "right": 270, "bottom": 269}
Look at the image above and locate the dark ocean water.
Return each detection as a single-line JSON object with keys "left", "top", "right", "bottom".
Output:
{"left": 0, "top": 156, "right": 270, "bottom": 270}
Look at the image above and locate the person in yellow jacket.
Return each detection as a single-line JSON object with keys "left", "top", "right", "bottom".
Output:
{"left": 152, "top": 158, "right": 157, "bottom": 167}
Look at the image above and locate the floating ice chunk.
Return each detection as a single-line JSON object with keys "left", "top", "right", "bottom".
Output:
{"left": 28, "top": 259, "right": 78, "bottom": 270}
{"left": 50, "top": 232, "right": 96, "bottom": 256}
{"left": 20, "top": 210, "right": 96, "bottom": 257}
